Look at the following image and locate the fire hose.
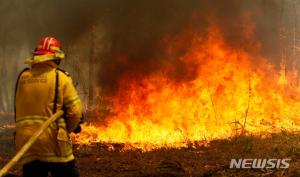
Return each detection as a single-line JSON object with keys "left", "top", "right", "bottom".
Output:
{"left": 0, "top": 110, "right": 64, "bottom": 177}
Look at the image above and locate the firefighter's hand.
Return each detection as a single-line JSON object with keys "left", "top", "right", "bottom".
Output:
{"left": 73, "top": 114, "right": 84, "bottom": 134}
{"left": 73, "top": 124, "right": 82, "bottom": 134}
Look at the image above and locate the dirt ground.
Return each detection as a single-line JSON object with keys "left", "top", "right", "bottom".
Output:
{"left": 71, "top": 133, "right": 300, "bottom": 177}
{"left": 1, "top": 115, "right": 300, "bottom": 177}
{"left": 2, "top": 133, "right": 300, "bottom": 177}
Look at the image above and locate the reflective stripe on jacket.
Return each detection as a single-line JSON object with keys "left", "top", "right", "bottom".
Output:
{"left": 15, "top": 61, "right": 82, "bottom": 164}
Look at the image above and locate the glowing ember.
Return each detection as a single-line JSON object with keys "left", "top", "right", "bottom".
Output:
{"left": 73, "top": 23, "right": 300, "bottom": 150}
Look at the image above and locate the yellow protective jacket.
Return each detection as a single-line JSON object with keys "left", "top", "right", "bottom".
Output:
{"left": 15, "top": 61, "right": 82, "bottom": 164}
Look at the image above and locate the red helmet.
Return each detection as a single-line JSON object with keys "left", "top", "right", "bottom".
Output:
{"left": 33, "top": 36, "right": 62, "bottom": 55}
{"left": 25, "top": 36, "right": 65, "bottom": 64}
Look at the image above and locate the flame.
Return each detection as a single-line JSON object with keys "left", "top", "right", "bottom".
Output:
{"left": 73, "top": 23, "right": 300, "bottom": 150}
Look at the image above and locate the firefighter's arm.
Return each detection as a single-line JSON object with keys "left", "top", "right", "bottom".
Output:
{"left": 62, "top": 75, "right": 83, "bottom": 133}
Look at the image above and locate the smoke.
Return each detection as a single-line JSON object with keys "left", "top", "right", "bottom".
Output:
{"left": 95, "top": 0, "right": 284, "bottom": 93}
{"left": 0, "top": 0, "right": 96, "bottom": 46}
{"left": 0, "top": 0, "right": 292, "bottom": 111}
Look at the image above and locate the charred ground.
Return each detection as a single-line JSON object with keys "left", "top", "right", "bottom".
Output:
{"left": 1, "top": 115, "right": 300, "bottom": 177}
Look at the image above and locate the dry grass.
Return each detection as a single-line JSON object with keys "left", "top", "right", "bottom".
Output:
{"left": 1, "top": 124, "right": 300, "bottom": 176}
{"left": 72, "top": 132, "right": 300, "bottom": 177}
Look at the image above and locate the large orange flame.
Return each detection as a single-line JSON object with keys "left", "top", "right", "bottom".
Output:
{"left": 73, "top": 23, "right": 300, "bottom": 150}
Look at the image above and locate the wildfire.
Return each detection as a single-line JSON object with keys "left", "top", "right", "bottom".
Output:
{"left": 73, "top": 22, "right": 300, "bottom": 150}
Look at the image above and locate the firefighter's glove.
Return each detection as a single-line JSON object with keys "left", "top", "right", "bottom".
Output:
{"left": 73, "top": 124, "right": 82, "bottom": 134}
{"left": 72, "top": 114, "right": 84, "bottom": 134}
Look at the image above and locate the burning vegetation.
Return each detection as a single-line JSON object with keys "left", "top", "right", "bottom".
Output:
{"left": 73, "top": 17, "right": 300, "bottom": 150}
{"left": 2, "top": 0, "right": 300, "bottom": 176}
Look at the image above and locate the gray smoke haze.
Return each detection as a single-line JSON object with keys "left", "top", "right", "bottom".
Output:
{"left": 0, "top": 0, "right": 298, "bottom": 112}
{"left": 95, "top": 0, "right": 284, "bottom": 93}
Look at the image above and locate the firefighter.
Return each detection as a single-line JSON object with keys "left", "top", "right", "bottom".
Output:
{"left": 14, "top": 36, "right": 83, "bottom": 177}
